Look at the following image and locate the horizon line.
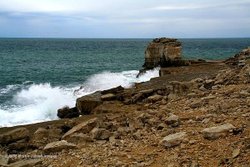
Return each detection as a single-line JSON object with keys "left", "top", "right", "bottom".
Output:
{"left": 0, "top": 36, "right": 250, "bottom": 39}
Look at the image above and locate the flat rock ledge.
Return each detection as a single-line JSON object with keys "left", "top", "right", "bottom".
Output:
{"left": 62, "top": 117, "right": 99, "bottom": 140}
{"left": 201, "top": 123, "right": 236, "bottom": 140}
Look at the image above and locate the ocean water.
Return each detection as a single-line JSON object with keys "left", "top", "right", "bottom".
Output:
{"left": 0, "top": 38, "right": 249, "bottom": 127}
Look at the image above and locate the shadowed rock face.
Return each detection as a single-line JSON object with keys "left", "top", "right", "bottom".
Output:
{"left": 143, "top": 37, "right": 182, "bottom": 69}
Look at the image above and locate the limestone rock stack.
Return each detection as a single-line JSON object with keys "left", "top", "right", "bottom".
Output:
{"left": 143, "top": 37, "right": 184, "bottom": 69}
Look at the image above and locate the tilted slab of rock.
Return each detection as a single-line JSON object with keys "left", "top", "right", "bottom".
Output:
{"left": 146, "top": 94, "right": 163, "bottom": 102}
{"left": 90, "top": 128, "right": 112, "bottom": 140}
{"left": 201, "top": 123, "right": 235, "bottom": 140}
{"left": 166, "top": 114, "right": 180, "bottom": 127}
{"left": 62, "top": 118, "right": 98, "bottom": 140}
{"left": 43, "top": 140, "right": 77, "bottom": 153}
{"left": 161, "top": 132, "right": 187, "bottom": 148}
{"left": 76, "top": 91, "right": 102, "bottom": 115}
{"left": 31, "top": 127, "right": 62, "bottom": 149}
{"left": 0, "top": 128, "right": 29, "bottom": 145}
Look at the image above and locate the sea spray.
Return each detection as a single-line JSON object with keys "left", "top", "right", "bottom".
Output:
{"left": 0, "top": 68, "right": 159, "bottom": 127}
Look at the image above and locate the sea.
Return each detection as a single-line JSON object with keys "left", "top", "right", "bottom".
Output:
{"left": 0, "top": 38, "right": 250, "bottom": 127}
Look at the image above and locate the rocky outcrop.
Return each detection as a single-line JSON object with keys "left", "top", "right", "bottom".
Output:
{"left": 31, "top": 127, "right": 62, "bottom": 149}
{"left": 62, "top": 118, "right": 99, "bottom": 140}
{"left": 57, "top": 106, "right": 79, "bottom": 119}
{"left": 225, "top": 47, "right": 250, "bottom": 67}
{"left": 0, "top": 128, "right": 29, "bottom": 145}
{"left": 143, "top": 37, "right": 188, "bottom": 70}
{"left": 76, "top": 91, "right": 102, "bottom": 115}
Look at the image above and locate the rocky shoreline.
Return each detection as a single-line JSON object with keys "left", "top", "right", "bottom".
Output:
{"left": 0, "top": 38, "right": 250, "bottom": 167}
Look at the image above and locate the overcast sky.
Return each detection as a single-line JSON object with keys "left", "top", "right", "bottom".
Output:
{"left": 0, "top": 0, "right": 250, "bottom": 38}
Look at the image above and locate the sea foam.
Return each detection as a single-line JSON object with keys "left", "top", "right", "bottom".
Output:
{"left": 0, "top": 68, "right": 159, "bottom": 127}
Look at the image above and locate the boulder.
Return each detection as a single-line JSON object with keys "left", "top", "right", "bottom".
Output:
{"left": 90, "top": 128, "right": 112, "bottom": 140}
{"left": 146, "top": 94, "right": 163, "bottom": 102}
{"left": 62, "top": 118, "right": 98, "bottom": 140}
{"left": 31, "top": 127, "right": 62, "bottom": 148}
{"left": 225, "top": 47, "right": 250, "bottom": 67}
{"left": 201, "top": 123, "right": 235, "bottom": 140}
{"left": 8, "top": 159, "right": 42, "bottom": 167}
{"left": 161, "top": 132, "right": 187, "bottom": 148}
{"left": 43, "top": 140, "right": 76, "bottom": 153}
{"left": 57, "top": 106, "right": 79, "bottom": 119}
{"left": 76, "top": 91, "right": 102, "bottom": 114}
{"left": 8, "top": 139, "right": 29, "bottom": 152}
{"left": 143, "top": 38, "right": 187, "bottom": 69}
{"left": 0, "top": 128, "right": 29, "bottom": 145}
{"left": 126, "top": 89, "right": 155, "bottom": 104}
{"left": 166, "top": 114, "right": 180, "bottom": 127}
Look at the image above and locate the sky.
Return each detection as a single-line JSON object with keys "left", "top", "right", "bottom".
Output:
{"left": 0, "top": 0, "right": 250, "bottom": 38}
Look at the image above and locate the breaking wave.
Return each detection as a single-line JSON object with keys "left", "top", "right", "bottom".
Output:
{"left": 0, "top": 68, "right": 159, "bottom": 127}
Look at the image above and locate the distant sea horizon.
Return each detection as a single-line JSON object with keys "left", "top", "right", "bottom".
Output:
{"left": 1, "top": 37, "right": 250, "bottom": 39}
{"left": 0, "top": 38, "right": 249, "bottom": 127}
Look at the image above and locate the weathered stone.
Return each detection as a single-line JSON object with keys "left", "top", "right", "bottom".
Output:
{"left": 57, "top": 106, "right": 79, "bottom": 119}
{"left": 65, "top": 133, "right": 93, "bottom": 144}
{"left": 31, "top": 127, "right": 62, "bottom": 149}
{"left": 31, "top": 128, "right": 49, "bottom": 148}
{"left": 143, "top": 38, "right": 183, "bottom": 69}
{"left": 166, "top": 114, "right": 180, "bottom": 127}
{"left": 146, "top": 94, "right": 163, "bottom": 102}
{"left": 90, "top": 128, "right": 112, "bottom": 140}
{"left": 0, "top": 128, "right": 29, "bottom": 145}
{"left": 62, "top": 118, "right": 98, "bottom": 139}
{"left": 190, "top": 100, "right": 204, "bottom": 109}
{"left": 43, "top": 140, "right": 76, "bottom": 153}
{"left": 161, "top": 132, "right": 187, "bottom": 148}
{"left": 0, "top": 155, "right": 9, "bottom": 167}
{"left": 101, "top": 93, "right": 116, "bottom": 101}
{"left": 232, "top": 148, "right": 240, "bottom": 158}
{"left": 8, "top": 139, "right": 29, "bottom": 152}
{"left": 76, "top": 91, "right": 102, "bottom": 114}
{"left": 8, "top": 159, "right": 42, "bottom": 167}
{"left": 225, "top": 47, "right": 250, "bottom": 67}
{"left": 201, "top": 123, "right": 235, "bottom": 140}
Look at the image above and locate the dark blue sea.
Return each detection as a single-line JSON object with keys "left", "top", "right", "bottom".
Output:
{"left": 0, "top": 38, "right": 249, "bottom": 126}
